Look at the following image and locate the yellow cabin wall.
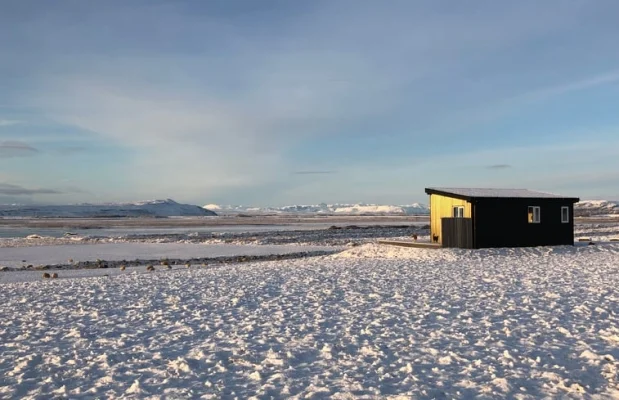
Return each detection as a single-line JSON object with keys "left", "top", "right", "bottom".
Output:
{"left": 429, "top": 194, "right": 472, "bottom": 244}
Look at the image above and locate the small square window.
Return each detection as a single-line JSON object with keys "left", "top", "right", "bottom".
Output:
{"left": 561, "top": 206, "right": 569, "bottom": 223}
{"left": 528, "top": 206, "right": 540, "bottom": 223}
{"left": 453, "top": 206, "right": 464, "bottom": 218}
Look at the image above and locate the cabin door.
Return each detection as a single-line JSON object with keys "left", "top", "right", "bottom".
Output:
{"left": 441, "top": 217, "right": 473, "bottom": 248}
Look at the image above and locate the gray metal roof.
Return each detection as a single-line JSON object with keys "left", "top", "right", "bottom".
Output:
{"left": 425, "top": 187, "right": 579, "bottom": 200}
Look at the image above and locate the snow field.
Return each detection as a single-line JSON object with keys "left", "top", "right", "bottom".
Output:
{"left": 575, "top": 223, "right": 619, "bottom": 242}
{"left": 2, "top": 243, "right": 619, "bottom": 398}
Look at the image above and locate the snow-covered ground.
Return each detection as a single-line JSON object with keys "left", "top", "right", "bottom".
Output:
{"left": 2, "top": 220, "right": 617, "bottom": 252}
{"left": 574, "top": 222, "right": 619, "bottom": 242}
{"left": 2, "top": 242, "right": 619, "bottom": 398}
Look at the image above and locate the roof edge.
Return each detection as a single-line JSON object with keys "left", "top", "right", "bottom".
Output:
{"left": 425, "top": 188, "right": 471, "bottom": 201}
{"left": 425, "top": 187, "right": 580, "bottom": 202}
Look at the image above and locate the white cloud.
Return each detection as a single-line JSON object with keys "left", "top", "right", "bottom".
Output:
{"left": 0, "top": 183, "right": 60, "bottom": 195}
{"left": 0, "top": 119, "right": 22, "bottom": 127}
{"left": 29, "top": 78, "right": 290, "bottom": 197}
{"left": 495, "top": 70, "right": 619, "bottom": 109}
{"left": 7, "top": 1, "right": 619, "bottom": 203}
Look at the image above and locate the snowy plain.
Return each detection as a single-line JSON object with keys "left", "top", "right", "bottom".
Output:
{"left": 1, "top": 219, "right": 619, "bottom": 398}
{"left": 2, "top": 242, "right": 619, "bottom": 398}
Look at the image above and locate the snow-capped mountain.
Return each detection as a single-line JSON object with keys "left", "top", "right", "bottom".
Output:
{"left": 203, "top": 200, "right": 619, "bottom": 217}
{"left": 0, "top": 199, "right": 217, "bottom": 218}
{"left": 203, "top": 203, "right": 429, "bottom": 216}
{"left": 574, "top": 200, "right": 619, "bottom": 216}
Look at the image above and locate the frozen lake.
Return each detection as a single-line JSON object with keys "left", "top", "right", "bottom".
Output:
{"left": 0, "top": 225, "right": 305, "bottom": 238}
{"left": 0, "top": 242, "right": 341, "bottom": 269}
{"left": 0, "top": 221, "right": 428, "bottom": 239}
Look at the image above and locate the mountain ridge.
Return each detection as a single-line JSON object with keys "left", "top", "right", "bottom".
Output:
{"left": 0, "top": 199, "right": 217, "bottom": 218}
{"left": 204, "top": 200, "right": 619, "bottom": 217}
{"left": 1, "top": 199, "right": 615, "bottom": 218}
{"left": 203, "top": 202, "right": 431, "bottom": 215}
{"left": 574, "top": 200, "right": 619, "bottom": 216}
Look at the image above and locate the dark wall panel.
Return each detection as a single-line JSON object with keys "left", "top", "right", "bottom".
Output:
{"left": 473, "top": 199, "right": 575, "bottom": 248}
{"left": 442, "top": 218, "right": 473, "bottom": 248}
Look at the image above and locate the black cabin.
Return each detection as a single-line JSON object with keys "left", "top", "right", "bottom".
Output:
{"left": 425, "top": 187, "right": 580, "bottom": 249}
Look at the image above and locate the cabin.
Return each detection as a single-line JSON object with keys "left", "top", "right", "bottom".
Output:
{"left": 425, "top": 187, "right": 580, "bottom": 249}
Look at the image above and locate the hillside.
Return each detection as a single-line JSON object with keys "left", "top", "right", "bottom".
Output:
{"left": 574, "top": 200, "right": 619, "bottom": 217}
{"left": 0, "top": 199, "right": 217, "bottom": 218}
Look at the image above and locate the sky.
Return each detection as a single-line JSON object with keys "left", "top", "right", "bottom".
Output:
{"left": 1, "top": 0, "right": 619, "bottom": 206}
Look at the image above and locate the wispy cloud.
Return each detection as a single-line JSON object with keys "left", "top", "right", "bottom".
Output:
{"left": 293, "top": 170, "right": 337, "bottom": 175}
{"left": 55, "top": 146, "right": 88, "bottom": 155}
{"left": 497, "top": 70, "right": 619, "bottom": 108}
{"left": 0, "top": 141, "right": 39, "bottom": 158}
{"left": 523, "top": 70, "right": 619, "bottom": 102}
{"left": 0, "top": 119, "right": 22, "bottom": 127}
{"left": 486, "top": 164, "right": 512, "bottom": 170}
{"left": 0, "top": 183, "right": 61, "bottom": 196}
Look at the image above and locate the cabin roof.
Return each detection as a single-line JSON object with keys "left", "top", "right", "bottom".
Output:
{"left": 425, "top": 187, "right": 580, "bottom": 202}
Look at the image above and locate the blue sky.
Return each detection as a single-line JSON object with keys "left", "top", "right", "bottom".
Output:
{"left": 1, "top": 0, "right": 619, "bottom": 206}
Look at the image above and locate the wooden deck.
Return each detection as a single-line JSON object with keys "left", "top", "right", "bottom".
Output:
{"left": 378, "top": 240, "right": 442, "bottom": 249}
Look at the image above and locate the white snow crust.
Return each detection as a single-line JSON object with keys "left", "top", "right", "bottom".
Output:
{"left": 2, "top": 243, "right": 619, "bottom": 398}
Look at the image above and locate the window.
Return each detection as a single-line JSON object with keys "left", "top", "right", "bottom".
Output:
{"left": 528, "top": 206, "right": 540, "bottom": 223}
{"left": 561, "top": 206, "right": 569, "bottom": 223}
{"left": 453, "top": 206, "right": 464, "bottom": 218}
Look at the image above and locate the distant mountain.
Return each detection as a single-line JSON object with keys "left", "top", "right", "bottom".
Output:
{"left": 575, "top": 200, "right": 619, "bottom": 217}
{"left": 0, "top": 199, "right": 217, "bottom": 218}
{"left": 203, "top": 200, "right": 619, "bottom": 217}
{"left": 203, "top": 203, "right": 429, "bottom": 216}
